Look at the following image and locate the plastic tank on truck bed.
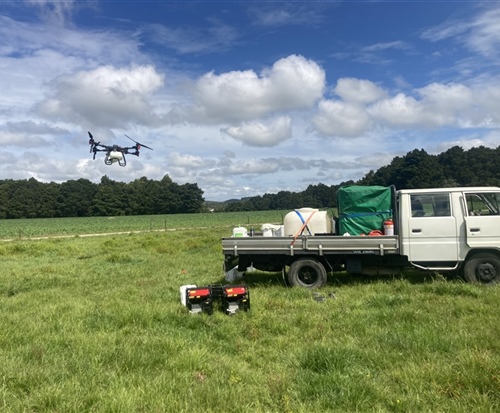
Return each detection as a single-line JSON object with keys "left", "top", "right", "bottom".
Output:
{"left": 283, "top": 207, "right": 333, "bottom": 236}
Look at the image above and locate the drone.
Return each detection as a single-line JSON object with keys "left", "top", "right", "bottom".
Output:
{"left": 88, "top": 131, "right": 153, "bottom": 166}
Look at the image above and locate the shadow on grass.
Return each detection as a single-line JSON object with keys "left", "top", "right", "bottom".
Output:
{"left": 328, "top": 269, "right": 465, "bottom": 286}
{"left": 211, "top": 270, "right": 288, "bottom": 288}
{"left": 219, "top": 268, "right": 466, "bottom": 289}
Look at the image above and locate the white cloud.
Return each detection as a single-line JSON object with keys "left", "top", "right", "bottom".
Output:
{"left": 0, "top": 120, "right": 67, "bottom": 147}
{"left": 250, "top": 4, "right": 324, "bottom": 27}
{"left": 33, "top": 65, "right": 165, "bottom": 128}
{"left": 0, "top": 15, "right": 139, "bottom": 63}
{"left": 225, "top": 159, "right": 280, "bottom": 175}
{"left": 313, "top": 76, "right": 500, "bottom": 137}
{"left": 313, "top": 100, "right": 372, "bottom": 137}
{"left": 466, "top": 8, "right": 500, "bottom": 58}
{"left": 146, "top": 19, "right": 239, "bottom": 54}
{"left": 421, "top": 7, "right": 500, "bottom": 59}
{"left": 334, "top": 78, "right": 387, "bottom": 104}
{"left": 24, "top": 0, "right": 82, "bottom": 25}
{"left": 368, "top": 93, "right": 428, "bottom": 127}
{"left": 221, "top": 116, "right": 292, "bottom": 147}
{"left": 167, "top": 152, "right": 214, "bottom": 169}
{"left": 168, "top": 54, "right": 325, "bottom": 124}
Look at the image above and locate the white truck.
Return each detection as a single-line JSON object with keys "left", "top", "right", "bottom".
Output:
{"left": 222, "top": 186, "right": 500, "bottom": 288}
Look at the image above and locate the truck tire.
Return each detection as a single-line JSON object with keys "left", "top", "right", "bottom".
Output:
{"left": 288, "top": 258, "right": 327, "bottom": 289}
{"left": 463, "top": 253, "right": 500, "bottom": 285}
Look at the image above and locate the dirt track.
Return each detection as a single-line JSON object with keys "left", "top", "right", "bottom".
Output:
{"left": 0, "top": 226, "right": 215, "bottom": 242}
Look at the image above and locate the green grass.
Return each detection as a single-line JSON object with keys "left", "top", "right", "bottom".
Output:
{"left": 0, "top": 224, "right": 499, "bottom": 412}
{"left": 0, "top": 211, "right": 289, "bottom": 239}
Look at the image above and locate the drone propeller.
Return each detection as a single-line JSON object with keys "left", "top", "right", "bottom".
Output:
{"left": 124, "top": 134, "right": 153, "bottom": 151}
{"left": 88, "top": 131, "right": 100, "bottom": 156}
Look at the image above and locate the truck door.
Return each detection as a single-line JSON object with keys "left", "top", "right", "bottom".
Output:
{"left": 464, "top": 192, "right": 500, "bottom": 248}
{"left": 407, "top": 193, "right": 458, "bottom": 263}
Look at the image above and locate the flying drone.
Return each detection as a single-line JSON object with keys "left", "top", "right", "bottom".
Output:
{"left": 88, "top": 131, "right": 153, "bottom": 166}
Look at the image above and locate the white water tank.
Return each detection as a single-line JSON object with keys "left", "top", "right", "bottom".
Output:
{"left": 283, "top": 208, "right": 333, "bottom": 236}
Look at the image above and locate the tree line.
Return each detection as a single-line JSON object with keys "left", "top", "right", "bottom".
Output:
{"left": 224, "top": 145, "right": 500, "bottom": 211}
{"left": 0, "top": 175, "right": 204, "bottom": 219}
{"left": 2, "top": 145, "right": 499, "bottom": 218}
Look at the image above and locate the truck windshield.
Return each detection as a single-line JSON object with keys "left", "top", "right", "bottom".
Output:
{"left": 465, "top": 192, "right": 500, "bottom": 216}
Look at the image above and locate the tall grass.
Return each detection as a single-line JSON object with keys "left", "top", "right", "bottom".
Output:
{"left": 0, "top": 226, "right": 499, "bottom": 412}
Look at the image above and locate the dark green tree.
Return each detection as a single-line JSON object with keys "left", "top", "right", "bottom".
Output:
{"left": 127, "top": 176, "right": 159, "bottom": 215}
{"left": 57, "top": 179, "right": 98, "bottom": 217}
{"left": 156, "top": 175, "right": 183, "bottom": 214}
{"left": 91, "top": 176, "right": 128, "bottom": 216}
{"left": 176, "top": 183, "right": 204, "bottom": 213}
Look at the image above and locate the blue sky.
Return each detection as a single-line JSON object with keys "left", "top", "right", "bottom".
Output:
{"left": 1, "top": 0, "right": 500, "bottom": 201}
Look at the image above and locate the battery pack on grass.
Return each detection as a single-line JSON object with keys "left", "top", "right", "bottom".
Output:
{"left": 222, "top": 285, "right": 250, "bottom": 315}
{"left": 181, "top": 284, "right": 250, "bottom": 315}
{"left": 185, "top": 286, "right": 214, "bottom": 314}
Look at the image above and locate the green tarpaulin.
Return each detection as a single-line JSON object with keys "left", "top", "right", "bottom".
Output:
{"left": 337, "top": 185, "right": 393, "bottom": 235}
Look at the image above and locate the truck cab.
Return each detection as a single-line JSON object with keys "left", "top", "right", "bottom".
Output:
{"left": 399, "top": 187, "right": 500, "bottom": 283}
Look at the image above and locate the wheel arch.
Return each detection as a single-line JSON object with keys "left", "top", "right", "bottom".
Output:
{"left": 285, "top": 255, "right": 333, "bottom": 273}
{"left": 464, "top": 248, "right": 500, "bottom": 262}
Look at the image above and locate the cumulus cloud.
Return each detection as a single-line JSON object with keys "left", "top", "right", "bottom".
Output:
{"left": 313, "top": 76, "right": 500, "bottom": 137}
{"left": 312, "top": 78, "right": 384, "bottom": 137}
{"left": 368, "top": 82, "right": 485, "bottom": 128}
{"left": 33, "top": 65, "right": 165, "bottom": 128}
{"left": 167, "top": 54, "right": 325, "bottom": 124}
{"left": 167, "top": 152, "right": 215, "bottom": 169}
{"left": 221, "top": 116, "right": 292, "bottom": 147}
{"left": 368, "top": 93, "right": 427, "bottom": 126}
{"left": 334, "top": 78, "right": 387, "bottom": 104}
{"left": 313, "top": 100, "right": 372, "bottom": 137}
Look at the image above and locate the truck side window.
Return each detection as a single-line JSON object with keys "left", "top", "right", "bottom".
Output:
{"left": 411, "top": 194, "right": 451, "bottom": 217}
{"left": 466, "top": 193, "right": 500, "bottom": 216}
{"left": 433, "top": 194, "right": 451, "bottom": 216}
{"left": 411, "top": 197, "right": 425, "bottom": 217}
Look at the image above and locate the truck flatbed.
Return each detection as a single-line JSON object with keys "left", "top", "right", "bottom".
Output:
{"left": 222, "top": 235, "right": 399, "bottom": 256}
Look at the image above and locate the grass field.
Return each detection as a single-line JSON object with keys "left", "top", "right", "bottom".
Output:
{"left": 1, "top": 215, "right": 499, "bottom": 412}
{"left": 0, "top": 211, "right": 288, "bottom": 240}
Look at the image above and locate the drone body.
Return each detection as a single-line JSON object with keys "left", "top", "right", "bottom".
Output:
{"left": 88, "top": 132, "right": 153, "bottom": 166}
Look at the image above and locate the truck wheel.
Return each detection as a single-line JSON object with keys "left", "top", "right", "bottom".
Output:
{"left": 463, "top": 253, "right": 500, "bottom": 285}
{"left": 288, "top": 258, "right": 327, "bottom": 289}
